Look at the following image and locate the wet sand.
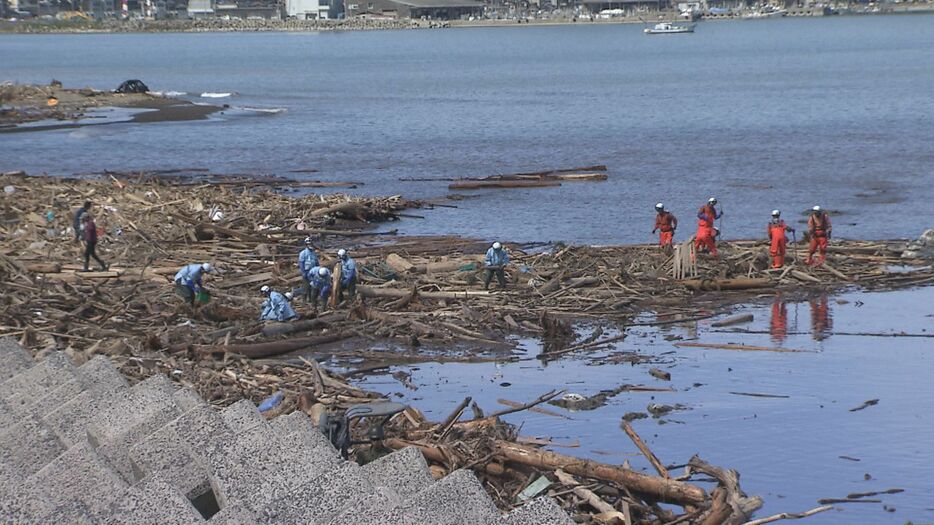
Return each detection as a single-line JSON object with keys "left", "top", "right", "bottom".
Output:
{"left": 0, "top": 83, "right": 221, "bottom": 133}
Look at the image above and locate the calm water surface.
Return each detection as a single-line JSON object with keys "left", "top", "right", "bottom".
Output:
{"left": 2, "top": 16, "right": 934, "bottom": 243}
{"left": 354, "top": 286, "right": 934, "bottom": 524}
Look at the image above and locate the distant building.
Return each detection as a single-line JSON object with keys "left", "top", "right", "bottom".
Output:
{"left": 344, "top": 0, "right": 483, "bottom": 19}
{"left": 286, "top": 0, "right": 331, "bottom": 19}
{"left": 581, "top": 0, "right": 669, "bottom": 14}
{"left": 187, "top": 0, "right": 214, "bottom": 16}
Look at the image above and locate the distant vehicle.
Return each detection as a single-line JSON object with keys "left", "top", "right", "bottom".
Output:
{"left": 644, "top": 21, "right": 695, "bottom": 34}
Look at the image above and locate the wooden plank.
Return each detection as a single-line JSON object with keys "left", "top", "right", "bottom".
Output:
{"left": 218, "top": 271, "right": 274, "bottom": 289}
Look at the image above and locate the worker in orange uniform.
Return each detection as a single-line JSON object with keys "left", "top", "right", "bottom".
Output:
{"left": 806, "top": 205, "right": 832, "bottom": 266}
{"left": 766, "top": 209, "right": 795, "bottom": 268}
{"left": 695, "top": 197, "right": 721, "bottom": 257}
{"left": 652, "top": 203, "right": 678, "bottom": 248}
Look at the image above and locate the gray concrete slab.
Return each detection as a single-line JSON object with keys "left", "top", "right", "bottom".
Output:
{"left": 25, "top": 440, "right": 129, "bottom": 518}
{"left": 258, "top": 461, "right": 379, "bottom": 524}
{"left": 172, "top": 386, "right": 206, "bottom": 413}
{"left": 206, "top": 504, "right": 257, "bottom": 525}
{"left": 0, "top": 413, "right": 66, "bottom": 477}
{"left": 105, "top": 475, "right": 206, "bottom": 525}
{"left": 42, "top": 379, "right": 128, "bottom": 447}
{"left": 0, "top": 351, "right": 76, "bottom": 403}
{"left": 220, "top": 399, "right": 267, "bottom": 435}
{"left": 401, "top": 468, "right": 500, "bottom": 525}
{"left": 326, "top": 486, "right": 405, "bottom": 525}
{"left": 500, "top": 496, "right": 574, "bottom": 525}
{"left": 0, "top": 337, "right": 35, "bottom": 381}
{"left": 202, "top": 424, "right": 283, "bottom": 509}
{"left": 362, "top": 446, "right": 434, "bottom": 500}
{"left": 129, "top": 405, "right": 228, "bottom": 497}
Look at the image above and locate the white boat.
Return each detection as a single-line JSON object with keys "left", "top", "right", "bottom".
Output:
{"left": 741, "top": 7, "right": 787, "bottom": 18}
{"left": 644, "top": 22, "right": 695, "bottom": 34}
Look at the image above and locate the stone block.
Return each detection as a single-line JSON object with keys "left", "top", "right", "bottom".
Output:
{"left": 401, "top": 468, "right": 500, "bottom": 525}
{"left": 258, "top": 462, "right": 378, "bottom": 524}
{"left": 105, "top": 475, "right": 206, "bottom": 525}
{"left": 0, "top": 337, "right": 35, "bottom": 381}
{"left": 42, "top": 380, "right": 128, "bottom": 447}
{"left": 362, "top": 446, "right": 433, "bottom": 500}
{"left": 0, "top": 413, "right": 66, "bottom": 477}
{"left": 25, "top": 440, "right": 129, "bottom": 518}
{"left": 0, "top": 351, "right": 76, "bottom": 403}
{"left": 206, "top": 505, "right": 257, "bottom": 525}
{"left": 220, "top": 399, "right": 266, "bottom": 435}
{"left": 501, "top": 496, "right": 573, "bottom": 525}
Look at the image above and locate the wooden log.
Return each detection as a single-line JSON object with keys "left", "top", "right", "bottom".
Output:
{"left": 218, "top": 271, "right": 274, "bottom": 289}
{"left": 493, "top": 441, "right": 707, "bottom": 506}
{"left": 448, "top": 180, "right": 561, "bottom": 190}
{"left": 358, "top": 285, "right": 491, "bottom": 301}
{"left": 675, "top": 342, "right": 808, "bottom": 353}
{"left": 386, "top": 253, "right": 416, "bottom": 274}
{"left": 622, "top": 421, "right": 669, "bottom": 478}
{"left": 711, "top": 314, "right": 754, "bottom": 327}
{"left": 192, "top": 332, "right": 351, "bottom": 358}
{"left": 741, "top": 505, "right": 832, "bottom": 525}
{"left": 648, "top": 368, "right": 671, "bottom": 381}
{"left": 682, "top": 278, "right": 774, "bottom": 291}
{"left": 24, "top": 262, "right": 62, "bottom": 273}
{"left": 789, "top": 270, "right": 821, "bottom": 283}
{"left": 573, "top": 486, "right": 626, "bottom": 522}
{"left": 309, "top": 200, "right": 369, "bottom": 219}
{"left": 260, "top": 317, "right": 337, "bottom": 337}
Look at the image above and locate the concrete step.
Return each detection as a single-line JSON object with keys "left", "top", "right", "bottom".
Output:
{"left": 270, "top": 410, "right": 342, "bottom": 463}
{"left": 500, "top": 496, "right": 574, "bottom": 525}
{"left": 9, "top": 354, "right": 127, "bottom": 421}
{"left": 105, "top": 474, "right": 206, "bottom": 525}
{"left": 43, "top": 380, "right": 130, "bottom": 448}
{"left": 24, "top": 440, "right": 130, "bottom": 520}
{"left": 0, "top": 351, "right": 76, "bottom": 403}
{"left": 325, "top": 486, "right": 404, "bottom": 525}
{"left": 257, "top": 461, "right": 380, "bottom": 525}
{"left": 206, "top": 504, "right": 257, "bottom": 525}
{"left": 129, "top": 404, "right": 229, "bottom": 498}
{"left": 0, "top": 413, "right": 66, "bottom": 478}
{"left": 361, "top": 446, "right": 434, "bottom": 501}
{"left": 0, "top": 336, "right": 36, "bottom": 381}
{"left": 87, "top": 375, "right": 186, "bottom": 482}
{"left": 399, "top": 468, "right": 501, "bottom": 525}
{"left": 220, "top": 398, "right": 268, "bottom": 434}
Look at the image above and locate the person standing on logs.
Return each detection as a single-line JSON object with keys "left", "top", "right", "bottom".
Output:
{"left": 73, "top": 200, "right": 92, "bottom": 241}
{"left": 767, "top": 209, "right": 795, "bottom": 268}
{"left": 298, "top": 237, "right": 319, "bottom": 303}
{"left": 336, "top": 249, "right": 357, "bottom": 303}
{"left": 806, "top": 205, "right": 832, "bottom": 266}
{"left": 80, "top": 214, "right": 108, "bottom": 272}
{"left": 308, "top": 266, "right": 332, "bottom": 314}
{"left": 652, "top": 202, "right": 678, "bottom": 249}
{"left": 695, "top": 197, "right": 721, "bottom": 258}
{"left": 173, "top": 262, "right": 214, "bottom": 306}
{"left": 484, "top": 241, "right": 509, "bottom": 290}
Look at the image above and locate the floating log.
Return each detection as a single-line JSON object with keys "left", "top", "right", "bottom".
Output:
{"left": 386, "top": 253, "right": 416, "bottom": 274}
{"left": 711, "top": 313, "right": 754, "bottom": 327}
{"left": 358, "top": 285, "right": 491, "bottom": 301}
{"left": 682, "top": 278, "right": 774, "bottom": 291}
{"left": 448, "top": 180, "right": 561, "bottom": 190}
{"left": 675, "top": 342, "right": 808, "bottom": 353}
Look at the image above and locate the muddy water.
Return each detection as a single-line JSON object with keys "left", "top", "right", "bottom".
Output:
{"left": 353, "top": 285, "right": 934, "bottom": 524}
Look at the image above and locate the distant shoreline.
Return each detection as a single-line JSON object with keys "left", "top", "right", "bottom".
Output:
{"left": 2, "top": 6, "right": 933, "bottom": 35}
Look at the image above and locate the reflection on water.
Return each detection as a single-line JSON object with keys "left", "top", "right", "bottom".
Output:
{"left": 810, "top": 294, "right": 834, "bottom": 341}
{"left": 770, "top": 293, "right": 788, "bottom": 343}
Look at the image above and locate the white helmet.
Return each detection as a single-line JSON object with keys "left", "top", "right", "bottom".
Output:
{"left": 708, "top": 197, "right": 717, "bottom": 205}
{"left": 812, "top": 205, "right": 821, "bottom": 212}
{"left": 318, "top": 267, "right": 328, "bottom": 276}
{"left": 201, "top": 263, "right": 213, "bottom": 272}
{"left": 655, "top": 202, "right": 664, "bottom": 211}
{"left": 260, "top": 285, "right": 270, "bottom": 294}
{"left": 771, "top": 209, "right": 780, "bottom": 217}
{"left": 492, "top": 242, "right": 502, "bottom": 250}
{"left": 284, "top": 291, "right": 293, "bottom": 301}
{"left": 337, "top": 249, "right": 347, "bottom": 258}
{"left": 303, "top": 237, "right": 313, "bottom": 245}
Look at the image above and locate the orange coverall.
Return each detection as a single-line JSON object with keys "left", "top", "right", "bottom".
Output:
{"left": 654, "top": 211, "right": 678, "bottom": 247}
{"left": 695, "top": 204, "right": 718, "bottom": 257}
{"left": 807, "top": 212, "right": 832, "bottom": 265}
{"left": 767, "top": 219, "right": 791, "bottom": 268}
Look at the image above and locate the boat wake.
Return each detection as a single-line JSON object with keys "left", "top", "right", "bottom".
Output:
{"left": 200, "top": 92, "right": 234, "bottom": 99}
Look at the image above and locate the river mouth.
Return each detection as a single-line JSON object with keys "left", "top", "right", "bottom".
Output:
{"left": 349, "top": 285, "right": 934, "bottom": 523}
